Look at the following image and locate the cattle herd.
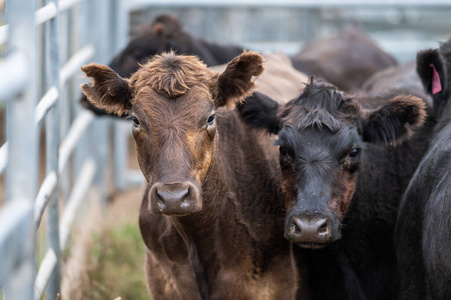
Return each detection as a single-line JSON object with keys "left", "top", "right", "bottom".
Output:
{"left": 80, "top": 14, "right": 451, "bottom": 300}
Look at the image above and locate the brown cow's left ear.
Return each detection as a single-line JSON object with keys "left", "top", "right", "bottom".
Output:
{"left": 362, "top": 95, "right": 427, "bottom": 145}
{"left": 213, "top": 51, "right": 264, "bottom": 108}
{"left": 81, "top": 63, "right": 132, "bottom": 117}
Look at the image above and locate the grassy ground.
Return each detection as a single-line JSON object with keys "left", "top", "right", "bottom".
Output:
{"left": 62, "top": 188, "right": 149, "bottom": 300}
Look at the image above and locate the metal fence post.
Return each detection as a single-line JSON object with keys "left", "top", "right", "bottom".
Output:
{"left": 44, "top": 0, "right": 61, "bottom": 298}
{"left": 113, "top": 0, "right": 129, "bottom": 192}
{"left": 4, "top": 0, "right": 38, "bottom": 298}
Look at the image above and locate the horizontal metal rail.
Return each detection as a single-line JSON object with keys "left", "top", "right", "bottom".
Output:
{"left": 0, "top": 52, "right": 29, "bottom": 101}
{"left": 58, "top": 110, "right": 94, "bottom": 174}
{"left": 35, "top": 2, "right": 58, "bottom": 26}
{"left": 0, "top": 0, "right": 88, "bottom": 45}
{"left": 127, "top": 0, "right": 451, "bottom": 9}
{"left": 0, "top": 142, "right": 8, "bottom": 175}
{"left": 35, "top": 86, "right": 59, "bottom": 125}
{"left": 59, "top": 159, "right": 97, "bottom": 250}
{"left": 59, "top": 45, "right": 95, "bottom": 85}
{"left": 0, "top": 201, "right": 33, "bottom": 285}
{"left": 34, "top": 172, "right": 58, "bottom": 230}
{"left": 0, "top": 25, "right": 9, "bottom": 46}
{"left": 34, "top": 249, "right": 57, "bottom": 300}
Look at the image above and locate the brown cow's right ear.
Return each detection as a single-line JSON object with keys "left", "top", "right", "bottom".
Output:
{"left": 81, "top": 63, "right": 132, "bottom": 117}
{"left": 213, "top": 51, "right": 264, "bottom": 109}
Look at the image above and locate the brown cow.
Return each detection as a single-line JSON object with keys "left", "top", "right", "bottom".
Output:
{"left": 291, "top": 27, "right": 397, "bottom": 92}
{"left": 81, "top": 52, "right": 305, "bottom": 299}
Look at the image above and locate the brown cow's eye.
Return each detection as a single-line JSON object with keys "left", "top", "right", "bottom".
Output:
{"left": 132, "top": 117, "right": 140, "bottom": 128}
{"left": 349, "top": 148, "right": 359, "bottom": 158}
{"left": 207, "top": 114, "right": 215, "bottom": 126}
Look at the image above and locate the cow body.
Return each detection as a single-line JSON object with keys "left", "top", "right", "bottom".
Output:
{"left": 395, "top": 38, "right": 451, "bottom": 300}
{"left": 238, "top": 77, "right": 429, "bottom": 299}
{"left": 291, "top": 27, "right": 397, "bottom": 92}
{"left": 81, "top": 52, "right": 304, "bottom": 299}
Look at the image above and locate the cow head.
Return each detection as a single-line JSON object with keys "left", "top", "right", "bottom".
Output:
{"left": 108, "top": 14, "right": 187, "bottom": 78}
{"left": 238, "top": 78, "right": 426, "bottom": 249}
{"left": 82, "top": 51, "right": 263, "bottom": 216}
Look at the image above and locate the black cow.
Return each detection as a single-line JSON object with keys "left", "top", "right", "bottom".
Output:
{"left": 395, "top": 38, "right": 451, "bottom": 300}
{"left": 237, "top": 77, "right": 430, "bottom": 299}
{"left": 291, "top": 27, "right": 398, "bottom": 92}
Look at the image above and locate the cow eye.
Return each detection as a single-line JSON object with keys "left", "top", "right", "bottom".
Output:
{"left": 132, "top": 117, "right": 140, "bottom": 128}
{"left": 207, "top": 114, "right": 215, "bottom": 126}
{"left": 349, "top": 148, "right": 359, "bottom": 158}
{"left": 279, "top": 146, "right": 287, "bottom": 156}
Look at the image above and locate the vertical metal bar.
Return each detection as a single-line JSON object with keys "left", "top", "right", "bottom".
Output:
{"left": 113, "top": 0, "right": 129, "bottom": 191}
{"left": 4, "top": 0, "right": 37, "bottom": 298}
{"left": 59, "top": 7, "right": 71, "bottom": 204}
{"left": 44, "top": 0, "right": 61, "bottom": 298}
{"left": 91, "top": 0, "right": 112, "bottom": 205}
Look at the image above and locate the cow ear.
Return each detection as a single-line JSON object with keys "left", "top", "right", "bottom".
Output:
{"left": 416, "top": 43, "right": 450, "bottom": 117}
{"left": 237, "top": 92, "right": 282, "bottom": 134}
{"left": 81, "top": 63, "right": 132, "bottom": 117}
{"left": 213, "top": 51, "right": 264, "bottom": 108}
{"left": 362, "top": 95, "right": 426, "bottom": 145}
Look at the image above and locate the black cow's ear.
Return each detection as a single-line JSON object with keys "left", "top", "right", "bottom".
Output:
{"left": 81, "top": 63, "right": 132, "bottom": 117}
{"left": 213, "top": 51, "right": 264, "bottom": 109}
{"left": 237, "top": 92, "right": 282, "bottom": 134}
{"left": 416, "top": 42, "right": 450, "bottom": 117}
{"left": 362, "top": 95, "right": 426, "bottom": 145}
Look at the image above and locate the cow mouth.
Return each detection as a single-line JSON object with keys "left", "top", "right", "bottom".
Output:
{"left": 296, "top": 242, "right": 328, "bottom": 250}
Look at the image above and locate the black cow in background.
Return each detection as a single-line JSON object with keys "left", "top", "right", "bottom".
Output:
{"left": 291, "top": 27, "right": 398, "bottom": 92}
{"left": 395, "top": 38, "right": 451, "bottom": 300}
{"left": 80, "top": 14, "right": 244, "bottom": 116}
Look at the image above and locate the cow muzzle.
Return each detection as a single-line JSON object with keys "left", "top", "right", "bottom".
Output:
{"left": 285, "top": 214, "right": 333, "bottom": 249}
{"left": 148, "top": 182, "right": 201, "bottom": 216}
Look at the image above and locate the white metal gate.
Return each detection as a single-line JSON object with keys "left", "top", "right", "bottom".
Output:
{"left": 0, "top": 0, "right": 128, "bottom": 299}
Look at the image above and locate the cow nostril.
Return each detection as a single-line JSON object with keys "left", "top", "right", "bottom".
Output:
{"left": 180, "top": 189, "right": 190, "bottom": 208}
{"left": 290, "top": 222, "right": 301, "bottom": 235}
{"left": 318, "top": 221, "right": 328, "bottom": 234}
{"left": 156, "top": 189, "right": 163, "bottom": 200}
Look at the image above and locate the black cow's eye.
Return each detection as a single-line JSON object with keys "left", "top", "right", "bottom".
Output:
{"left": 279, "top": 146, "right": 287, "bottom": 156}
{"left": 132, "top": 117, "right": 140, "bottom": 128}
{"left": 207, "top": 114, "right": 215, "bottom": 126}
{"left": 349, "top": 148, "right": 359, "bottom": 158}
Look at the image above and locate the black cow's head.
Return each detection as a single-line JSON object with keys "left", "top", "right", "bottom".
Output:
{"left": 238, "top": 78, "right": 426, "bottom": 249}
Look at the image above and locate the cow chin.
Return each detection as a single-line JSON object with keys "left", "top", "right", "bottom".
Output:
{"left": 147, "top": 181, "right": 202, "bottom": 216}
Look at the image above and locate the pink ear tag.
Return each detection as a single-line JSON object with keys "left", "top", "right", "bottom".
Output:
{"left": 429, "top": 63, "right": 442, "bottom": 95}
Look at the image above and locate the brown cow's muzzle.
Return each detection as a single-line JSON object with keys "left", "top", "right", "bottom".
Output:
{"left": 148, "top": 182, "right": 201, "bottom": 216}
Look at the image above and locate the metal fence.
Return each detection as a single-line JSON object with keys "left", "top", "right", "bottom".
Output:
{"left": 0, "top": 0, "right": 128, "bottom": 299}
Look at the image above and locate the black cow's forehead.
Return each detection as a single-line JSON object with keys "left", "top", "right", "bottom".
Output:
{"left": 277, "top": 124, "right": 364, "bottom": 158}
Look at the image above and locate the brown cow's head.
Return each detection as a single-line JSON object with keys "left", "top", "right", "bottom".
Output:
{"left": 82, "top": 51, "right": 263, "bottom": 216}
{"left": 238, "top": 78, "right": 426, "bottom": 249}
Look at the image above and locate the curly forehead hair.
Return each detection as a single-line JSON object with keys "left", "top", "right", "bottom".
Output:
{"left": 281, "top": 77, "right": 362, "bottom": 132}
{"left": 130, "top": 51, "right": 215, "bottom": 98}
